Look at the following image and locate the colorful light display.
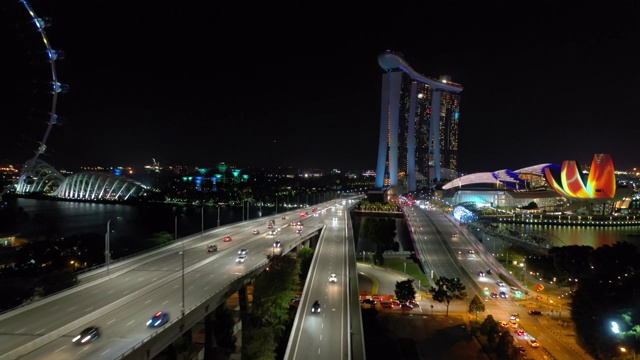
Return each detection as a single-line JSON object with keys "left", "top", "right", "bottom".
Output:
{"left": 544, "top": 154, "right": 616, "bottom": 200}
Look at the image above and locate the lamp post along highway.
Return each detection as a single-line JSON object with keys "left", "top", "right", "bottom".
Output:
{"left": 217, "top": 202, "right": 226, "bottom": 228}
{"left": 200, "top": 205, "right": 205, "bottom": 237}
{"left": 176, "top": 215, "right": 185, "bottom": 316}
{"left": 105, "top": 217, "right": 121, "bottom": 275}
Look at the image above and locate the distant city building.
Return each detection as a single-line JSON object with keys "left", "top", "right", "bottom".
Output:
{"left": 0, "top": 165, "right": 19, "bottom": 184}
{"left": 375, "top": 50, "right": 463, "bottom": 192}
{"left": 300, "top": 169, "right": 324, "bottom": 178}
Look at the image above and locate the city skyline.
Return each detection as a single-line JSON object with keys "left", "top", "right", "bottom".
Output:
{"left": 2, "top": 1, "right": 639, "bottom": 175}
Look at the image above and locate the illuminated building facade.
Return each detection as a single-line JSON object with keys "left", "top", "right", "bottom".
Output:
{"left": 52, "top": 172, "right": 147, "bottom": 201}
{"left": 375, "top": 50, "right": 463, "bottom": 191}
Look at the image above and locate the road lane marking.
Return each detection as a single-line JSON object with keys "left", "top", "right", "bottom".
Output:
{"left": 101, "top": 349, "right": 111, "bottom": 356}
{"left": 126, "top": 320, "right": 135, "bottom": 326}
{"left": 55, "top": 346, "right": 66, "bottom": 352}
{"left": 107, "top": 319, "right": 116, "bottom": 325}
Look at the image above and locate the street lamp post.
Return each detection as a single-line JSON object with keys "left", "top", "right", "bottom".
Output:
{"left": 620, "top": 347, "right": 637, "bottom": 360}
{"left": 200, "top": 205, "right": 205, "bottom": 237}
{"left": 488, "top": 238, "right": 495, "bottom": 254}
{"left": 217, "top": 203, "right": 225, "bottom": 228}
{"left": 176, "top": 215, "right": 185, "bottom": 317}
{"left": 105, "top": 217, "right": 121, "bottom": 275}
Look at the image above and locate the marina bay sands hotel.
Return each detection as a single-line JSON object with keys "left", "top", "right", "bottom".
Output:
{"left": 374, "top": 50, "right": 463, "bottom": 192}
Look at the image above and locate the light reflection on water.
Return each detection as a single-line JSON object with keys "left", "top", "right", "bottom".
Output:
{"left": 498, "top": 223, "right": 640, "bottom": 249}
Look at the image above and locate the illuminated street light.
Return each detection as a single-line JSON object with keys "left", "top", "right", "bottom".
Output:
{"left": 217, "top": 203, "right": 225, "bottom": 228}
{"left": 612, "top": 321, "right": 620, "bottom": 334}
{"left": 175, "top": 214, "right": 185, "bottom": 317}
{"left": 105, "top": 217, "right": 121, "bottom": 275}
{"left": 620, "top": 346, "right": 638, "bottom": 360}
{"left": 200, "top": 205, "right": 205, "bottom": 237}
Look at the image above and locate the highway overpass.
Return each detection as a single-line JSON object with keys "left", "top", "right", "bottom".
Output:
{"left": 0, "top": 198, "right": 365, "bottom": 360}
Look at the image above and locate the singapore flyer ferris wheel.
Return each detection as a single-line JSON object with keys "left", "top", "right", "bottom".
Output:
{"left": 1, "top": 0, "right": 68, "bottom": 199}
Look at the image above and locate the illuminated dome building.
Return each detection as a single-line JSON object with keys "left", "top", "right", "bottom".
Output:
{"left": 439, "top": 163, "right": 565, "bottom": 210}
{"left": 438, "top": 154, "right": 635, "bottom": 215}
{"left": 14, "top": 159, "right": 66, "bottom": 195}
{"left": 51, "top": 172, "right": 147, "bottom": 201}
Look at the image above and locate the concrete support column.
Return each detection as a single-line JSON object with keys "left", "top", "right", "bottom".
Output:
{"left": 375, "top": 70, "right": 403, "bottom": 188}
{"left": 429, "top": 89, "right": 442, "bottom": 182}
{"left": 204, "top": 312, "right": 214, "bottom": 360}
{"left": 375, "top": 72, "right": 391, "bottom": 188}
{"left": 407, "top": 81, "right": 418, "bottom": 192}
{"left": 238, "top": 284, "right": 249, "bottom": 325}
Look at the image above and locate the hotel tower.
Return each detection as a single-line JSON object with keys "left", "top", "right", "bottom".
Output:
{"left": 374, "top": 50, "right": 463, "bottom": 192}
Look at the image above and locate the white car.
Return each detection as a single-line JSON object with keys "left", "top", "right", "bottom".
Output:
{"left": 236, "top": 255, "right": 247, "bottom": 263}
{"left": 329, "top": 273, "right": 337, "bottom": 283}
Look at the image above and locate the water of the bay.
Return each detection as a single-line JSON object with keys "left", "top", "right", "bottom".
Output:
{"left": 4, "top": 199, "right": 640, "bottom": 251}
{"left": 1, "top": 198, "right": 284, "bottom": 242}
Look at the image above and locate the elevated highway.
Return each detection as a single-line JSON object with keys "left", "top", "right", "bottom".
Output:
{"left": 0, "top": 198, "right": 365, "bottom": 360}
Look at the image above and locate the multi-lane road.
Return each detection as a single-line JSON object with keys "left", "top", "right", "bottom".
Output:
{"left": 406, "top": 204, "right": 586, "bottom": 360}
{"left": 285, "top": 202, "right": 353, "bottom": 360}
{"left": 0, "top": 202, "right": 340, "bottom": 360}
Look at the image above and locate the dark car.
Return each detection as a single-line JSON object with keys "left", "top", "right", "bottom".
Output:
{"left": 499, "top": 291, "right": 507, "bottom": 298}
{"left": 486, "top": 269, "right": 493, "bottom": 275}
{"left": 490, "top": 292, "right": 498, "bottom": 298}
{"left": 528, "top": 310, "right": 542, "bottom": 315}
{"left": 516, "top": 345, "right": 527, "bottom": 354}
{"left": 147, "top": 311, "right": 170, "bottom": 327}
{"left": 311, "top": 300, "right": 321, "bottom": 313}
{"left": 273, "top": 240, "right": 282, "bottom": 248}
{"left": 207, "top": 244, "right": 218, "bottom": 252}
{"left": 361, "top": 299, "right": 377, "bottom": 306}
{"left": 72, "top": 326, "right": 100, "bottom": 344}
{"left": 401, "top": 303, "right": 414, "bottom": 310}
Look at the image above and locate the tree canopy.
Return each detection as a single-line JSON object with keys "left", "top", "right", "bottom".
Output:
{"left": 571, "top": 241, "right": 640, "bottom": 359}
{"left": 429, "top": 276, "right": 467, "bottom": 317}
{"left": 468, "top": 294, "right": 486, "bottom": 321}
{"left": 394, "top": 279, "right": 416, "bottom": 313}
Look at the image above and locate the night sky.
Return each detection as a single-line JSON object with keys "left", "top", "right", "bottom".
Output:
{"left": 2, "top": 1, "right": 639, "bottom": 175}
